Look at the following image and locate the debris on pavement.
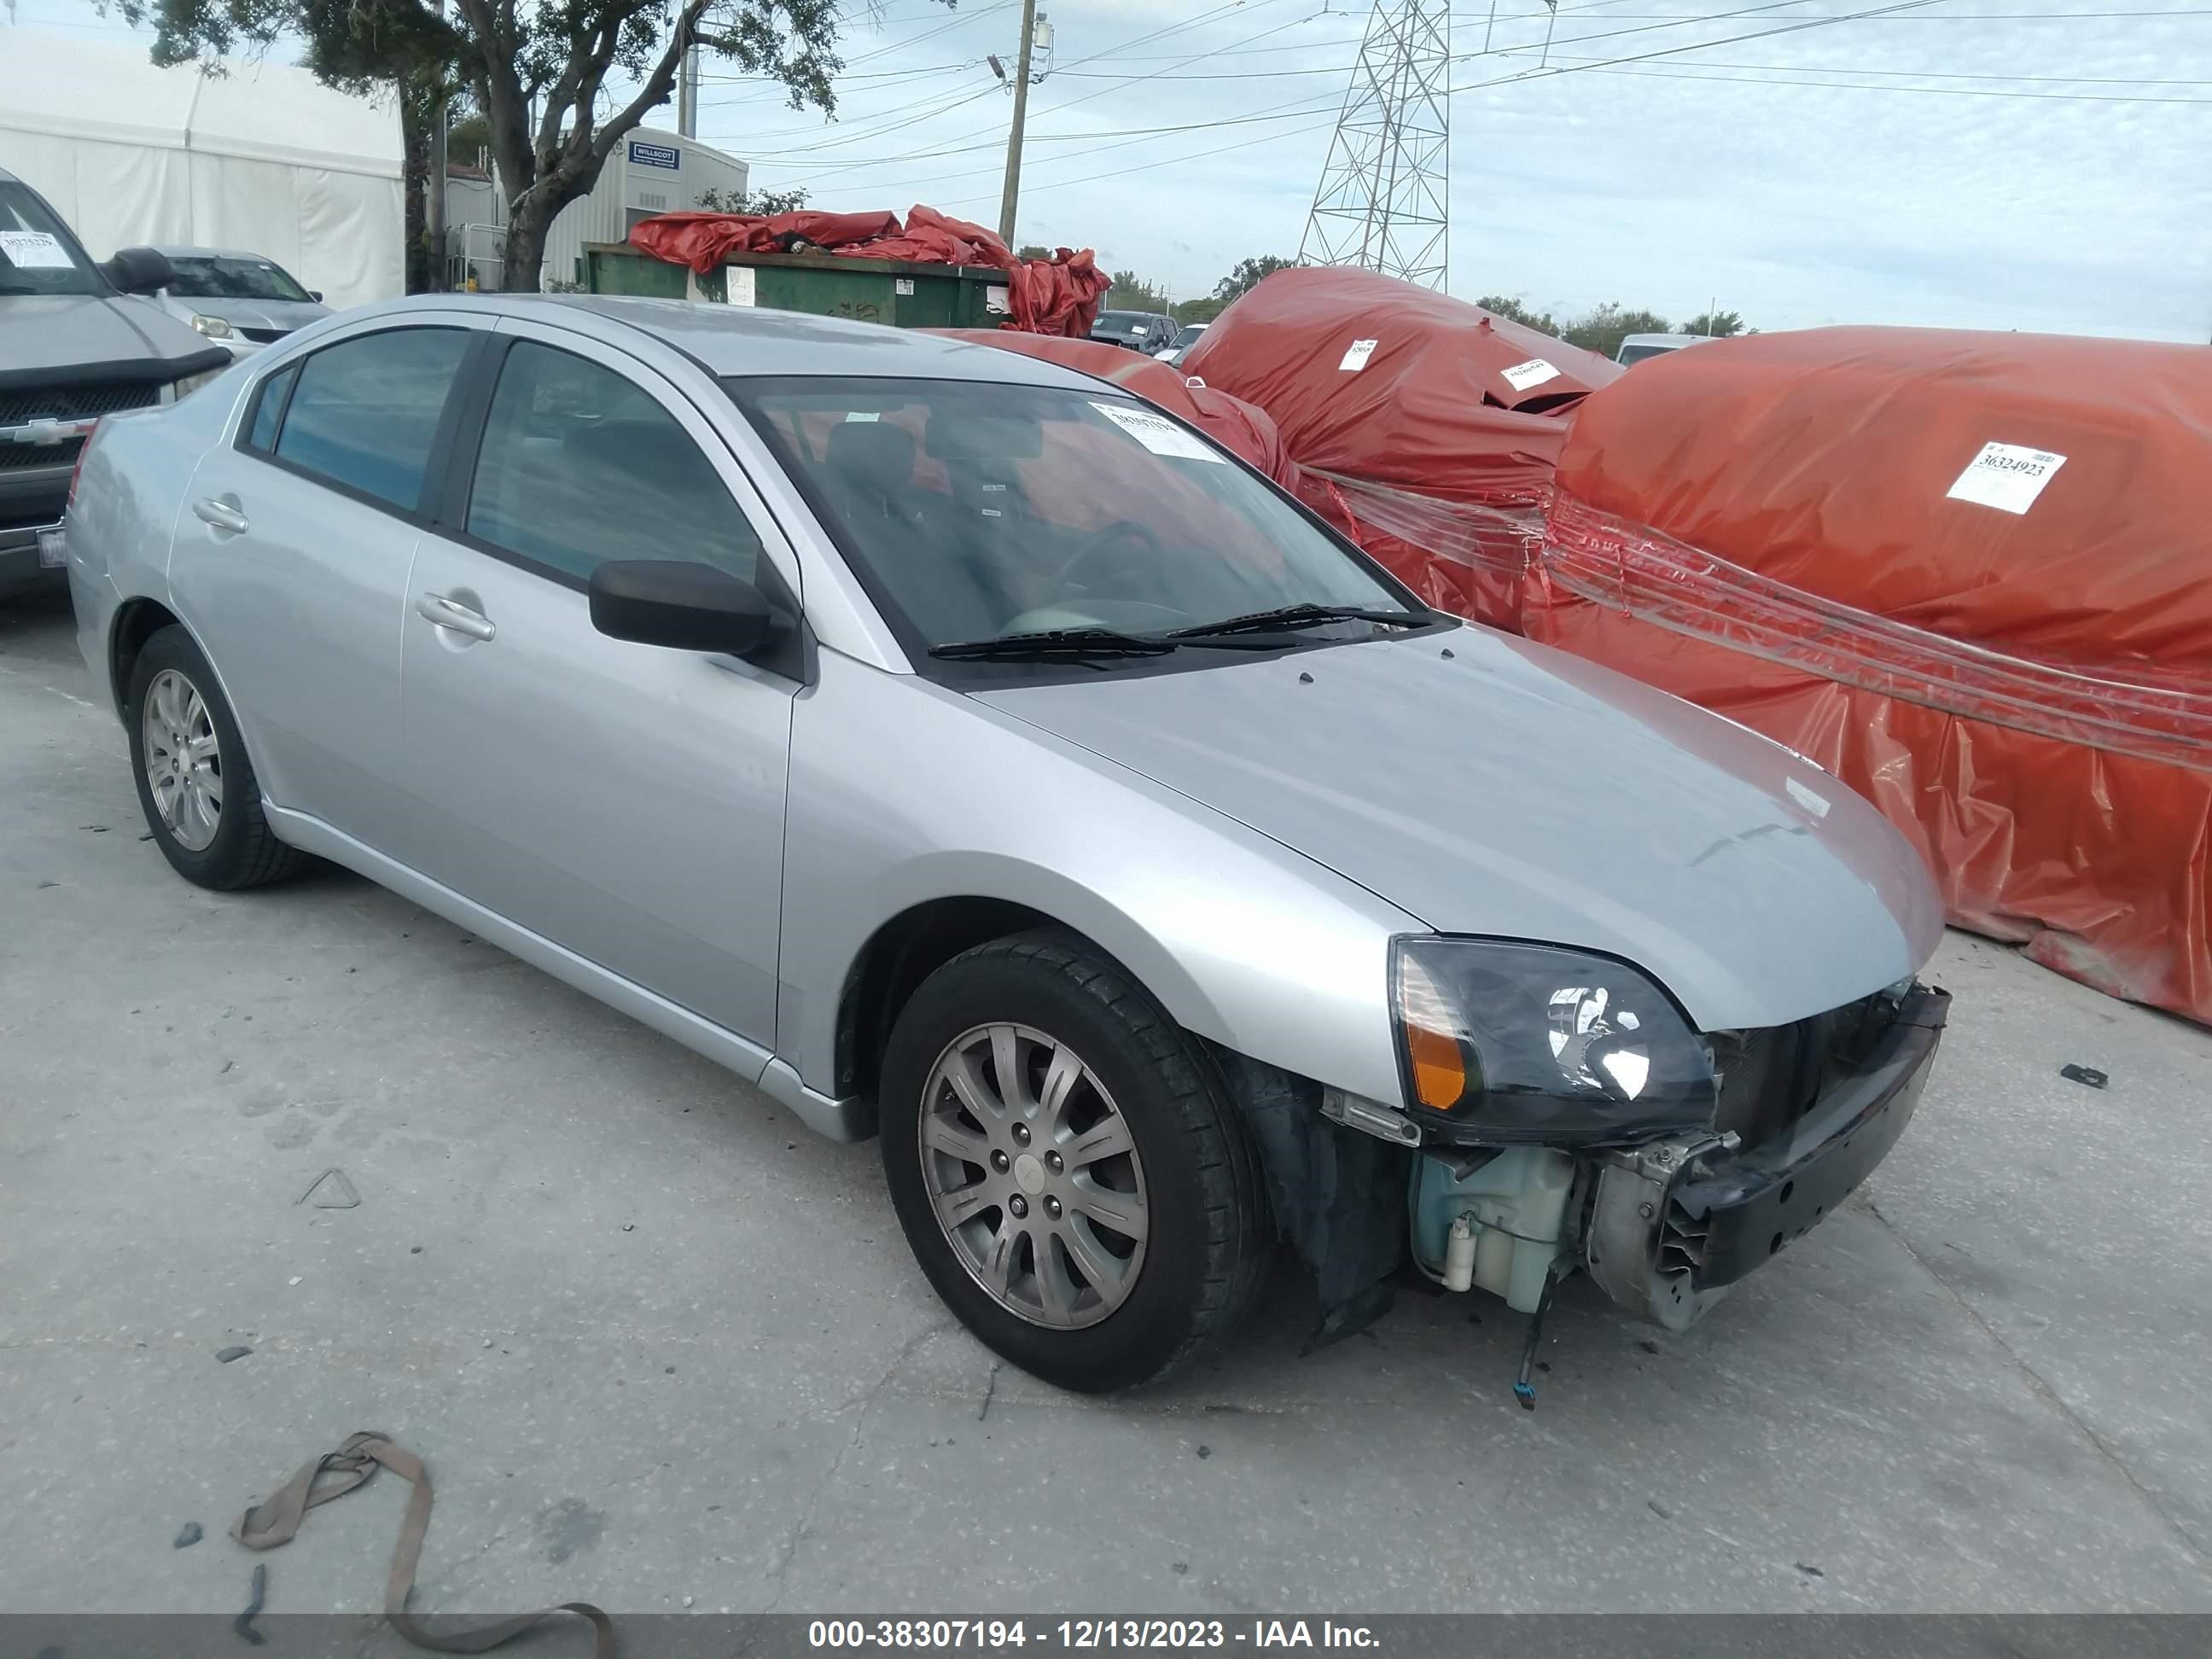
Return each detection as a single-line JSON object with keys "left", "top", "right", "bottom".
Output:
{"left": 174, "top": 1521, "right": 203, "bottom": 1548}
{"left": 297, "top": 1168, "right": 361, "bottom": 1208}
{"left": 234, "top": 1431, "right": 614, "bottom": 1656}
{"left": 2059, "top": 1063, "right": 2110, "bottom": 1089}
{"left": 215, "top": 1345, "right": 252, "bottom": 1364}
{"left": 234, "top": 1562, "right": 267, "bottom": 1645}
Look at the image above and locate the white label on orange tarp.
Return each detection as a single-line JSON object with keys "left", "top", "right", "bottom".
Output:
{"left": 1946, "top": 441, "right": 2066, "bottom": 515}
{"left": 0, "top": 231, "right": 72, "bottom": 270}
{"left": 1338, "top": 338, "right": 1378, "bottom": 372}
{"left": 1499, "top": 357, "right": 1560, "bottom": 392}
{"left": 1091, "top": 401, "right": 1224, "bottom": 463}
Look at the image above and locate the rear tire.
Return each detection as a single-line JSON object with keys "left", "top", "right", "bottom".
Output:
{"left": 125, "top": 626, "right": 306, "bottom": 891}
{"left": 879, "top": 929, "right": 1270, "bottom": 1392}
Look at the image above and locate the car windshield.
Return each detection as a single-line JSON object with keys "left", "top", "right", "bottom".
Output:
{"left": 1616, "top": 341, "right": 1678, "bottom": 365}
{"left": 0, "top": 182, "right": 102, "bottom": 297}
{"left": 728, "top": 375, "right": 1423, "bottom": 659}
{"left": 1093, "top": 313, "right": 1155, "bottom": 334}
{"left": 166, "top": 255, "right": 313, "bottom": 303}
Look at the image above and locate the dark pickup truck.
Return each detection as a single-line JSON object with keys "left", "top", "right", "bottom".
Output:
{"left": 2, "top": 166, "right": 230, "bottom": 598}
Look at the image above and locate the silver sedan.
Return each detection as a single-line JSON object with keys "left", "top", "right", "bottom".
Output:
{"left": 61, "top": 296, "right": 1948, "bottom": 1393}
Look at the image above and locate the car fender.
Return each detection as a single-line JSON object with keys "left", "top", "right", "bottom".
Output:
{"left": 776, "top": 653, "right": 1424, "bottom": 1111}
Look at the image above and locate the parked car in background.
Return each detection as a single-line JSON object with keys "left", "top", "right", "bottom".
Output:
{"left": 147, "top": 247, "right": 333, "bottom": 359}
{"left": 1615, "top": 332, "right": 1716, "bottom": 366}
{"left": 1089, "top": 309, "right": 1177, "bottom": 353}
{"left": 0, "top": 165, "right": 230, "bottom": 599}
{"left": 1154, "top": 321, "right": 1207, "bottom": 366}
{"left": 64, "top": 295, "right": 1947, "bottom": 1394}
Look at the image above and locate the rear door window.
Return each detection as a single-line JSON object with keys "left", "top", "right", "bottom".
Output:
{"left": 272, "top": 328, "right": 470, "bottom": 512}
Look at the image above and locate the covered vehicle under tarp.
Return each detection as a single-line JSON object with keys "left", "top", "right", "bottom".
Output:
{"left": 932, "top": 329, "right": 1298, "bottom": 488}
{"left": 629, "top": 205, "right": 1110, "bottom": 337}
{"left": 1523, "top": 325, "right": 2212, "bottom": 1026}
{"left": 1180, "top": 267, "right": 1619, "bottom": 629}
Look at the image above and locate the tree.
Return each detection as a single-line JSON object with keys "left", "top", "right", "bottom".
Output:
{"left": 1173, "top": 295, "right": 1226, "bottom": 325}
{"left": 1476, "top": 294, "right": 1561, "bottom": 336}
{"left": 125, "top": 0, "right": 919, "bottom": 293}
{"left": 1213, "top": 254, "right": 1295, "bottom": 304}
{"left": 697, "top": 184, "right": 811, "bottom": 215}
{"left": 447, "top": 109, "right": 492, "bottom": 168}
{"left": 1678, "top": 309, "right": 1746, "bottom": 338}
{"left": 1561, "top": 303, "right": 1673, "bottom": 360}
{"left": 1104, "top": 269, "right": 1171, "bottom": 311}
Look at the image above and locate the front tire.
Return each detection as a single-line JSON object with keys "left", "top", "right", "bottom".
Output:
{"left": 879, "top": 930, "right": 1270, "bottom": 1392}
{"left": 125, "top": 626, "right": 306, "bottom": 890}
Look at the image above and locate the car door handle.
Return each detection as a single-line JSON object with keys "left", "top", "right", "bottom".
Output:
{"left": 192, "top": 497, "right": 249, "bottom": 534}
{"left": 415, "top": 592, "right": 497, "bottom": 641}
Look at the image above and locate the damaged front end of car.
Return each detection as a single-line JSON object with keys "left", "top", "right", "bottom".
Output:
{"left": 1222, "top": 939, "right": 1949, "bottom": 1403}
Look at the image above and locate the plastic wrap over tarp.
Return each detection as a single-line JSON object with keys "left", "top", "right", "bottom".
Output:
{"left": 627, "top": 206, "right": 1111, "bottom": 336}
{"left": 930, "top": 329, "right": 1297, "bottom": 486}
{"left": 1179, "top": 267, "right": 1615, "bottom": 627}
{"left": 1527, "top": 326, "right": 2212, "bottom": 1025}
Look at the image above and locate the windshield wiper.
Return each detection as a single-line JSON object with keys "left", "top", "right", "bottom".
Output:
{"left": 929, "top": 627, "right": 1179, "bottom": 661}
{"left": 1165, "top": 602, "right": 1430, "bottom": 639}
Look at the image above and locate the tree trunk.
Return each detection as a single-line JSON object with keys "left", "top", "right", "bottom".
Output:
{"left": 500, "top": 196, "right": 553, "bottom": 293}
{"left": 399, "top": 80, "right": 434, "bottom": 294}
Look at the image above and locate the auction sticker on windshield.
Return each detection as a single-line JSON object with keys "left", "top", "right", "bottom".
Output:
{"left": 1945, "top": 440, "right": 2067, "bottom": 515}
{"left": 1499, "top": 358, "right": 1561, "bottom": 392}
{"left": 0, "top": 231, "right": 73, "bottom": 270}
{"left": 1091, "top": 401, "right": 1224, "bottom": 463}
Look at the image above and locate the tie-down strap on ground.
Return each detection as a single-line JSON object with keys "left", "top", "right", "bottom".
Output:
{"left": 234, "top": 1431, "right": 614, "bottom": 1657}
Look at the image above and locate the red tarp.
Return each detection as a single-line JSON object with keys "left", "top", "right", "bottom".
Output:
{"left": 1180, "top": 267, "right": 1618, "bottom": 626}
{"left": 627, "top": 206, "right": 1111, "bottom": 337}
{"left": 930, "top": 329, "right": 1298, "bottom": 487}
{"left": 1524, "top": 326, "right": 2212, "bottom": 1025}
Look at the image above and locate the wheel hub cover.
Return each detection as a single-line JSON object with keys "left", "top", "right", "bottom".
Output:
{"left": 1012, "top": 1152, "right": 1047, "bottom": 1196}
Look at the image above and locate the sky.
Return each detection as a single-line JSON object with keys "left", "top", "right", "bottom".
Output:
{"left": 14, "top": 0, "right": 2210, "bottom": 340}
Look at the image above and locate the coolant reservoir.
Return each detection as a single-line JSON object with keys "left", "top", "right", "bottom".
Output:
{"left": 1410, "top": 1147, "right": 1575, "bottom": 1312}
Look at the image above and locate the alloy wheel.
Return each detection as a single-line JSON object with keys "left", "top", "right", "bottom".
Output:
{"left": 142, "top": 668, "right": 223, "bottom": 853}
{"left": 917, "top": 1022, "right": 1150, "bottom": 1329}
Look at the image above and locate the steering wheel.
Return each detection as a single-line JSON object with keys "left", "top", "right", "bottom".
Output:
{"left": 1052, "top": 519, "right": 1165, "bottom": 597}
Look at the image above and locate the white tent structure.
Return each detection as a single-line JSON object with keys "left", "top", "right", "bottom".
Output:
{"left": 0, "top": 30, "right": 404, "bottom": 309}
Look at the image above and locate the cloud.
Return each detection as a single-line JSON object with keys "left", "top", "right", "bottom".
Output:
{"left": 714, "top": 0, "right": 2211, "bottom": 340}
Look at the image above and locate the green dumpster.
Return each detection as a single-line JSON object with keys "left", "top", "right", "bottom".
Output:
{"left": 584, "top": 242, "right": 1010, "bottom": 330}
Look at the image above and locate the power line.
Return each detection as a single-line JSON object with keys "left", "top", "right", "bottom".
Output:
{"left": 1562, "top": 59, "right": 2212, "bottom": 97}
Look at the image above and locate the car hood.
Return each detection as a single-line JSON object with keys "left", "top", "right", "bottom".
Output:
{"left": 183, "top": 296, "right": 331, "bottom": 334}
{"left": 972, "top": 626, "right": 1945, "bottom": 1033}
{"left": 0, "top": 293, "right": 228, "bottom": 382}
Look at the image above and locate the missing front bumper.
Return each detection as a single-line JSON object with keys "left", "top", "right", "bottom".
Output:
{"left": 1586, "top": 984, "right": 1950, "bottom": 1329}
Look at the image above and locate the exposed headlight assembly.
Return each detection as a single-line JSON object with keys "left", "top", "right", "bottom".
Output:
{"left": 189, "top": 313, "right": 235, "bottom": 339}
{"left": 1392, "top": 937, "right": 1717, "bottom": 1144}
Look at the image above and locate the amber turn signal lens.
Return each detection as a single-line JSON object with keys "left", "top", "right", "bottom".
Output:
{"left": 1406, "top": 1021, "right": 1465, "bottom": 1109}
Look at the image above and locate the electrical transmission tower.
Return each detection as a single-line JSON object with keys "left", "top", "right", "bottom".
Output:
{"left": 1298, "top": 0, "right": 1451, "bottom": 290}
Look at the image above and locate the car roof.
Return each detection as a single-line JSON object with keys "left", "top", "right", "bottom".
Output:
{"left": 337, "top": 294, "right": 1115, "bottom": 390}
{"left": 1621, "top": 333, "right": 1709, "bottom": 347}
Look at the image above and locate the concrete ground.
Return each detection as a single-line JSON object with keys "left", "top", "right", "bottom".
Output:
{"left": 3, "top": 586, "right": 2209, "bottom": 1617}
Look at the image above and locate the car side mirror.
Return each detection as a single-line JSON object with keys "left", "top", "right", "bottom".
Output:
{"left": 308, "top": 291, "right": 323, "bottom": 303}
{"left": 588, "top": 559, "right": 772, "bottom": 656}
{"left": 106, "top": 246, "right": 178, "bottom": 295}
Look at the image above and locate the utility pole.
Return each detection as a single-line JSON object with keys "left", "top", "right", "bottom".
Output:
{"left": 997, "top": 0, "right": 1040, "bottom": 247}
{"left": 678, "top": 39, "right": 700, "bottom": 137}
{"left": 428, "top": 0, "right": 448, "bottom": 291}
